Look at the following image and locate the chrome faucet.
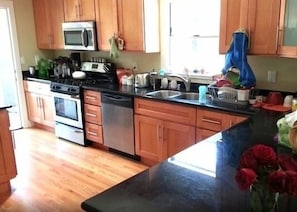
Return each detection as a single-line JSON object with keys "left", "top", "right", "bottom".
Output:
{"left": 164, "top": 73, "right": 191, "bottom": 91}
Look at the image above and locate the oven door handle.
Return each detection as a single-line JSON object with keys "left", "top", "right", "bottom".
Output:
{"left": 81, "top": 29, "right": 88, "bottom": 47}
{"left": 70, "top": 94, "right": 80, "bottom": 99}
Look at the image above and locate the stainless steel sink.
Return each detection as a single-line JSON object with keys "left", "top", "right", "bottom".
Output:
{"left": 172, "top": 92, "right": 199, "bottom": 100}
{"left": 145, "top": 90, "right": 182, "bottom": 99}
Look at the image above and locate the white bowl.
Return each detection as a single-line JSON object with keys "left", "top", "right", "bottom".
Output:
{"left": 72, "top": 71, "right": 86, "bottom": 79}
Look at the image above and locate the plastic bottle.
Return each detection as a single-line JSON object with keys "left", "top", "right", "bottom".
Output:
{"left": 199, "top": 85, "right": 207, "bottom": 103}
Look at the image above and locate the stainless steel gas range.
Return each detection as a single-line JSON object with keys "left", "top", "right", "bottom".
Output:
{"left": 50, "top": 62, "right": 117, "bottom": 146}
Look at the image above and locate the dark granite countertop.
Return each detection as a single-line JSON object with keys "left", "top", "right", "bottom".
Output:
{"left": 80, "top": 85, "right": 297, "bottom": 211}
{"left": 22, "top": 77, "right": 297, "bottom": 211}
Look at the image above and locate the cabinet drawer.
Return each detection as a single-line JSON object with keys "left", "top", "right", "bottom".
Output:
{"left": 23, "top": 80, "right": 50, "bottom": 95}
{"left": 134, "top": 98, "right": 196, "bottom": 126}
{"left": 85, "top": 123, "right": 103, "bottom": 144}
{"left": 196, "top": 109, "right": 226, "bottom": 132}
{"left": 84, "top": 90, "right": 101, "bottom": 106}
{"left": 84, "top": 104, "right": 101, "bottom": 124}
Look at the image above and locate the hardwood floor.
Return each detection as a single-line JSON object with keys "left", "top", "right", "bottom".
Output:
{"left": 0, "top": 128, "right": 148, "bottom": 212}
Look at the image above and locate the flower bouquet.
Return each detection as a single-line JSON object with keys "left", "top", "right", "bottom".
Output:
{"left": 235, "top": 144, "right": 297, "bottom": 212}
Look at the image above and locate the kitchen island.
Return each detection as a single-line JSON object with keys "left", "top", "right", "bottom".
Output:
{"left": 81, "top": 106, "right": 297, "bottom": 211}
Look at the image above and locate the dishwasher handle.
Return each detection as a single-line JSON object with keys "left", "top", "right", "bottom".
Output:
{"left": 101, "top": 92, "right": 133, "bottom": 108}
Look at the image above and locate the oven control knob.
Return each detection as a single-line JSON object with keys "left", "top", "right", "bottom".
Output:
{"left": 68, "top": 88, "right": 77, "bottom": 93}
{"left": 53, "top": 85, "right": 61, "bottom": 90}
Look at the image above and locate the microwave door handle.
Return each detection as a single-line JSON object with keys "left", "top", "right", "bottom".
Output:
{"left": 81, "top": 29, "right": 88, "bottom": 47}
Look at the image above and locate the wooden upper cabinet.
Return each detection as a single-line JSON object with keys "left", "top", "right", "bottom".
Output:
{"left": 32, "top": 0, "right": 64, "bottom": 50}
{"left": 247, "top": 0, "right": 281, "bottom": 55}
{"left": 219, "top": 0, "right": 243, "bottom": 54}
{"left": 63, "top": 0, "right": 95, "bottom": 22}
{"left": 278, "top": 0, "right": 297, "bottom": 57}
{"left": 95, "top": 0, "right": 118, "bottom": 51}
{"left": 95, "top": 0, "right": 159, "bottom": 52}
{"left": 219, "top": 0, "right": 280, "bottom": 55}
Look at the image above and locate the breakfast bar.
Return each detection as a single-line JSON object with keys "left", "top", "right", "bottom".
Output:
{"left": 81, "top": 108, "right": 297, "bottom": 211}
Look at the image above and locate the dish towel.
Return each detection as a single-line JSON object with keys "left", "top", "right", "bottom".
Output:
{"left": 109, "top": 36, "right": 120, "bottom": 58}
{"left": 222, "top": 29, "right": 256, "bottom": 87}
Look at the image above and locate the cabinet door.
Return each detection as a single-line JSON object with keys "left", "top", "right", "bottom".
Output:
{"left": 220, "top": 0, "right": 280, "bottom": 55}
{"left": 0, "top": 110, "right": 17, "bottom": 185}
{"left": 64, "top": 0, "right": 95, "bottom": 21}
{"left": 79, "top": 0, "right": 96, "bottom": 21}
{"left": 85, "top": 122, "right": 103, "bottom": 144}
{"left": 95, "top": 0, "right": 118, "bottom": 51}
{"left": 247, "top": 0, "right": 280, "bottom": 54}
{"left": 134, "top": 115, "right": 162, "bottom": 163}
{"left": 84, "top": 104, "right": 101, "bottom": 125}
{"left": 117, "top": 0, "right": 144, "bottom": 51}
{"left": 63, "top": 0, "right": 80, "bottom": 21}
{"left": 164, "top": 122, "right": 195, "bottom": 158}
{"left": 32, "top": 0, "right": 51, "bottom": 49}
{"left": 219, "top": 0, "right": 246, "bottom": 54}
{"left": 40, "top": 95, "right": 55, "bottom": 127}
{"left": 25, "top": 92, "right": 41, "bottom": 123}
{"left": 278, "top": 0, "right": 297, "bottom": 57}
{"left": 47, "top": 0, "right": 65, "bottom": 49}
{"left": 84, "top": 90, "right": 101, "bottom": 106}
{"left": 32, "top": 0, "right": 64, "bottom": 49}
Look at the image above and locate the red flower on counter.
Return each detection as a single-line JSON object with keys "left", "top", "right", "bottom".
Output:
{"left": 235, "top": 144, "right": 297, "bottom": 195}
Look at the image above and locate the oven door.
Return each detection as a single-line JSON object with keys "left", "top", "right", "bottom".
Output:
{"left": 52, "top": 92, "right": 83, "bottom": 129}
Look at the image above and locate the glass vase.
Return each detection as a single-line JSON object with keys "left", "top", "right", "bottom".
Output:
{"left": 250, "top": 183, "right": 278, "bottom": 212}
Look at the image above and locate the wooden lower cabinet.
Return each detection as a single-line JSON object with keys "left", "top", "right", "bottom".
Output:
{"left": 83, "top": 90, "right": 103, "bottom": 144}
{"left": 135, "top": 114, "right": 195, "bottom": 165}
{"left": 85, "top": 122, "right": 103, "bottom": 144}
{"left": 0, "top": 109, "right": 17, "bottom": 194}
{"left": 196, "top": 108, "right": 248, "bottom": 142}
{"left": 24, "top": 81, "right": 54, "bottom": 128}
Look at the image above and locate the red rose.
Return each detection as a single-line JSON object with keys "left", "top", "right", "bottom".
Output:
{"left": 250, "top": 144, "right": 277, "bottom": 166}
{"left": 278, "top": 154, "right": 297, "bottom": 172}
{"left": 240, "top": 149, "right": 259, "bottom": 171}
{"left": 284, "top": 171, "right": 297, "bottom": 196}
{"left": 235, "top": 168, "right": 257, "bottom": 190}
{"left": 268, "top": 170, "right": 286, "bottom": 193}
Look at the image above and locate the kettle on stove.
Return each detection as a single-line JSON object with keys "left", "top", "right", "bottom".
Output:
{"left": 134, "top": 73, "right": 150, "bottom": 88}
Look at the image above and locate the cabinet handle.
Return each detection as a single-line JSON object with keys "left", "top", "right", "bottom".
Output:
{"left": 86, "top": 113, "right": 97, "bottom": 117}
{"left": 75, "top": 5, "right": 79, "bottom": 19}
{"left": 87, "top": 131, "right": 97, "bottom": 136}
{"left": 248, "top": 28, "right": 251, "bottom": 50}
{"left": 158, "top": 125, "right": 163, "bottom": 142}
{"left": 276, "top": 26, "right": 280, "bottom": 50}
{"left": 37, "top": 97, "right": 40, "bottom": 108}
{"left": 78, "top": 4, "right": 81, "bottom": 17}
{"left": 229, "top": 120, "right": 233, "bottom": 127}
{"left": 85, "top": 96, "right": 96, "bottom": 100}
{"left": 40, "top": 98, "right": 43, "bottom": 108}
{"left": 202, "top": 118, "right": 221, "bottom": 125}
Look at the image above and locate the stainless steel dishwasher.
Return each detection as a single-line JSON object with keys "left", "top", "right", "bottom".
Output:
{"left": 101, "top": 92, "right": 135, "bottom": 155}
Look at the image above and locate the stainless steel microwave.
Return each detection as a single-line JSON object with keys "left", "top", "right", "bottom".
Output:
{"left": 62, "top": 21, "right": 97, "bottom": 51}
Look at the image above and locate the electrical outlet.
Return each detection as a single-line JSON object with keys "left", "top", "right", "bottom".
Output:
{"left": 132, "top": 62, "right": 137, "bottom": 70}
{"left": 267, "top": 70, "right": 277, "bottom": 83}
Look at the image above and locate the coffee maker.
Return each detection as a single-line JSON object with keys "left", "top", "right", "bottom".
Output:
{"left": 70, "top": 52, "right": 81, "bottom": 68}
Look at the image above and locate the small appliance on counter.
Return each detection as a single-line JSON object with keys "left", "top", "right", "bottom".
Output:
{"left": 134, "top": 73, "right": 150, "bottom": 88}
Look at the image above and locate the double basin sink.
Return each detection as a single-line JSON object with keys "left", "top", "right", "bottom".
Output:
{"left": 145, "top": 90, "right": 201, "bottom": 102}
